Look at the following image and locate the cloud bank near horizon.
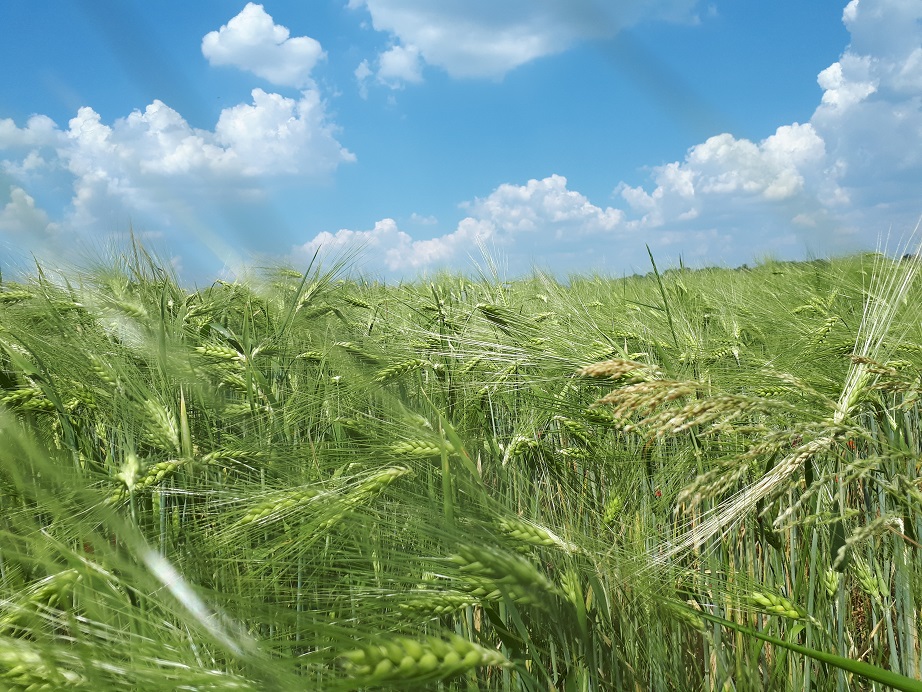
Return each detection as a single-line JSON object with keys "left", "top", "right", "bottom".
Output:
{"left": 298, "top": 0, "right": 922, "bottom": 275}
{"left": 1, "top": 0, "right": 921, "bottom": 278}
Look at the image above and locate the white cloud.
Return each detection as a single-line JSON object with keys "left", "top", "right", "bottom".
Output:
{"left": 0, "top": 115, "right": 64, "bottom": 180}
{"left": 2, "top": 150, "right": 52, "bottom": 178}
{"left": 809, "top": 0, "right": 922, "bottom": 221}
{"left": 51, "top": 90, "right": 353, "bottom": 227}
{"left": 0, "top": 87, "right": 354, "bottom": 248}
{"left": 296, "top": 175, "right": 626, "bottom": 273}
{"left": 817, "top": 56, "right": 877, "bottom": 110}
{"left": 0, "top": 114, "right": 61, "bottom": 149}
{"left": 841, "top": 0, "right": 922, "bottom": 58}
{"left": 202, "top": 3, "right": 325, "bottom": 88}
{"left": 349, "top": 0, "right": 700, "bottom": 79}
{"left": 296, "top": 217, "right": 492, "bottom": 271}
{"left": 607, "top": 123, "right": 847, "bottom": 263}
{"left": 214, "top": 89, "right": 354, "bottom": 175}
{"left": 617, "top": 123, "right": 828, "bottom": 226}
{"left": 0, "top": 186, "right": 57, "bottom": 238}
{"left": 355, "top": 44, "right": 424, "bottom": 94}
{"left": 465, "top": 174, "right": 623, "bottom": 237}
{"left": 62, "top": 89, "right": 351, "bottom": 179}
{"left": 377, "top": 44, "right": 424, "bottom": 86}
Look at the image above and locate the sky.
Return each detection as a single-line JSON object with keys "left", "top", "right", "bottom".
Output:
{"left": 0, "top": 0, "right": 920, "bottom": 280}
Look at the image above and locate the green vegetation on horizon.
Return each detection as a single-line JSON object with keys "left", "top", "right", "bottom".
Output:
{"left": 0, "top": 246, "right": 920, "bottom": 690}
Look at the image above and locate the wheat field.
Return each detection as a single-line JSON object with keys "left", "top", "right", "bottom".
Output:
{"left": 0, "top": 245, "right": 920, "bottom": 690}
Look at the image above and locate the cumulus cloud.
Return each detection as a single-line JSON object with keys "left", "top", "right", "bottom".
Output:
{"left": 0, "top": 186, "right": 57, "bottom": 238}
{"left": 296, "top": 217, "right": 492, "bottom": 271}
{"left": 615, "top": 123, "right": 832, "bottom": 230}
{"left": 0, "top": 114, "right": 61, "bottom": 150}
{"left": 202, "top": 3, "right": 325, "bottom": 88}
{"left": 465, "top": 174, "right": 623, "bottom": 236}
{"left": 214, "top": 89, "right": 354, "bottom": 175}
{"left": 296, "top": 175, "right": 626, "bottom": 273}
{"left": 377, "top": 44, "right": 424, "bottom": 86}
{"left": 355, "top": 43, "right": 424, "bottom": 94}
{"left": 817, "top": 57, "right": 877, "bottom": 110}
{"left": 1, "top": 115, "right": 64, "bottom": 182}
{"left": 0, "top": 88, "right": 354, "bottom": 245}
{"left": 812, "top": 0, "right": 922, "bottom": 195}
{"left": 58, "top": 90, "right": 352, "bottom": 219}
{"left": 349, "top": 0, "right": 700, "bottom": 79}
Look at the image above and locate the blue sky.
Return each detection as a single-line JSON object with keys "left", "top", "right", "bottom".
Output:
{"left": 1, "top": 0, "right": 919, "bottom": 280}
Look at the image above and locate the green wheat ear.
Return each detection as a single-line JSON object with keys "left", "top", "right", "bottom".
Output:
{"left": 340, "top": 632, "right": 511, "bottom": 685}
